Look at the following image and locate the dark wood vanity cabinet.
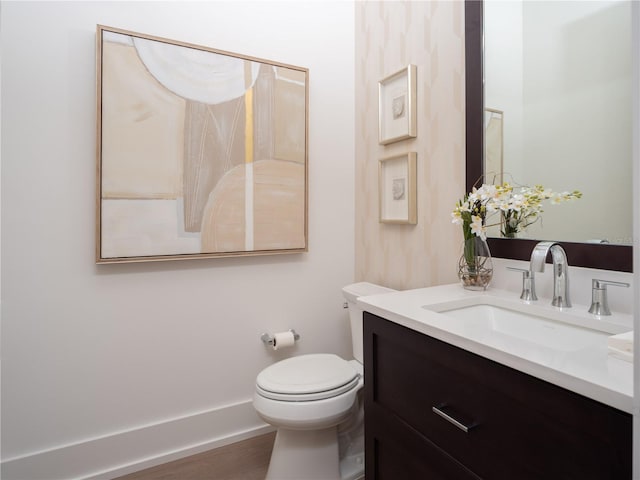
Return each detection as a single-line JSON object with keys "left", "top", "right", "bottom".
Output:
{"left": 363, "top": 312, "right": 632, "bottom": 480}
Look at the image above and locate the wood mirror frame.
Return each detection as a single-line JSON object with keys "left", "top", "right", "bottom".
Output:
{"left": 464, "top": 0, "right": 632, "bottom": 272}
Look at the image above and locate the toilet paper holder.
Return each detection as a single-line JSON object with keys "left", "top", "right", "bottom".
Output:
{"left": 261, "top": 329, "right": 300, "bottom": 347}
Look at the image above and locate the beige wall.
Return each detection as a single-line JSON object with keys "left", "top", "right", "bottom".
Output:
{"left": 355, "top": 1, "right": 466, "bottom": 290}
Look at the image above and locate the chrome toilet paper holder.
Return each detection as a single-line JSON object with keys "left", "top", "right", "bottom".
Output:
{"left": 261, "top": 329, "right": 300, "bottom": 347}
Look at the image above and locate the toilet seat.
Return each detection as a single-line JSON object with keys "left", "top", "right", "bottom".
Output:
{"left": 257, "top": 376, "right": 360, "bottom": 402}
{"left": 256, "top": 354, "right": 360, "bottom": 402}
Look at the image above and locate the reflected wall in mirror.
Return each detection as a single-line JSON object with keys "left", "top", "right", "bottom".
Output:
{"left": 465, "top": 0, "right": 633, "bottom": 271}
{"left": 484, "top": 0, "right": 632, "bottom": 245}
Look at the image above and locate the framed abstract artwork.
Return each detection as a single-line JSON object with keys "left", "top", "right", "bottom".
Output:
{"left": 378, "top": 152, "right": 417, "bottom": 224}
{"left": 378, "top": 64, "right": 417, "bottom": 145}
{"left": 96, "top": 25, "right": 309, "bottom": 263}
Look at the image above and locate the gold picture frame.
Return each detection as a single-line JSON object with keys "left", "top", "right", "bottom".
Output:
{"left": 379, "top": 152, "right": 417, "bottom": 224}
{"left": 484, "top": 108, "right": 504, "bottom": 184}
{"left": 96, "top": 25, "right": 309, "bottom": 263}
{"left": 378, "top": 64, "right": 417, "bottom": 145}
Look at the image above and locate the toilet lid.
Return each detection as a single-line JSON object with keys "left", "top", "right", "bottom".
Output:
{"left": 256, "top": 354, "right": 359, "bottom": 400}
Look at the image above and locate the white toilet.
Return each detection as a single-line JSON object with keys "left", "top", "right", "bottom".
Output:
{"left": 253, "top": 282, "right": 396, "bottom": 480}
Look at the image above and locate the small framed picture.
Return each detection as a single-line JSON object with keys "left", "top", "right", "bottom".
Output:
{"left": 379, "top": 152, "right": 417, "bottom": 224}
{"left": 484, "top": 108, "right": 504, "bottom": 184}
{"left": 378, "top": 64, "right": 417, "bottom": 145}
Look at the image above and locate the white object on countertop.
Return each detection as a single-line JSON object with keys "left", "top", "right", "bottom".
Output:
{"left": 608, "top": 331, "right": 634, "bottom": 362}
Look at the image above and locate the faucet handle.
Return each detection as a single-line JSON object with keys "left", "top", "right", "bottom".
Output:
{"left": 588, "top": 279, "right": 630, "bottom": 316}
{"left": 507, "top": 267, "right": 538, "bottom": 302}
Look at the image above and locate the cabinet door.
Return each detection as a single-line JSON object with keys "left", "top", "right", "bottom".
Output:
{"left": 364, "top": 312, "right": 632, "bottom": 480}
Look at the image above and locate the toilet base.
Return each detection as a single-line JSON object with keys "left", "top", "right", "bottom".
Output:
{"left": 339, "top": 452, "right": 365, "bottom": 480}
{"left": 266, "top": 427, "right": 340, "bottom": 480}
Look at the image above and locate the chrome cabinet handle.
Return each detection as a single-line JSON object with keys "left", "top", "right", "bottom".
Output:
{"left": 432, "top": 405, "right": 474, "bottom": 433}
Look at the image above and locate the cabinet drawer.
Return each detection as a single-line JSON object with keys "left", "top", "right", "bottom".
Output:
{"left": 366, "top": 401, "right": 481, "bottom": 480}
{"left": 364, "top": 312, "right": 632, "bottom": 479}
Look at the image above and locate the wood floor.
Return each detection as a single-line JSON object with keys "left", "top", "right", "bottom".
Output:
{"left": 114, "top": 432, "right": 276, "bottom": 480}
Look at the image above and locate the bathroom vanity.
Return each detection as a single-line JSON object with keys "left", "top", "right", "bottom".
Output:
{"left": 359, "top": 286, "right": 633, "bottom": 479}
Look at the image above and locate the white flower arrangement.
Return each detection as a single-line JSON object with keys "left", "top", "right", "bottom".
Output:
{"left": 452, "top": 183, "right": 582, "bottom": 240}
{"left": 451, "top": 183, "right": 580, "bottom": 290}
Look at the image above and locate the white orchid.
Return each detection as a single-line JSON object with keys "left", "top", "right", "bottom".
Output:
{"left": 499, "top": 185, "right": 581, "bottom": 236}
{"left": 470, "top": 215, "right": 486, "bottom": 240}
{"left": 453, "top": 182, "right": 581, "bottom": 239}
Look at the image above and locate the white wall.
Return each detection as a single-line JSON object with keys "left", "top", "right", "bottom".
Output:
{"left": 632, "top": 1, "right": 640, "bottom": 477}
{"left": 1, "top": 2, "right": 355, "bottom": 478}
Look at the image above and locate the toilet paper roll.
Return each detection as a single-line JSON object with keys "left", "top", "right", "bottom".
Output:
{"left": 273, "top": 331, "right": 296, "bottom": 350}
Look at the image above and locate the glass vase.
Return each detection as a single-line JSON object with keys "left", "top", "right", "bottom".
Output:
{"left": 501, "top": 211, "right": 521, "bottom": 238}
{"left": 458, "top": 236, "right": 493, "bottom": 290}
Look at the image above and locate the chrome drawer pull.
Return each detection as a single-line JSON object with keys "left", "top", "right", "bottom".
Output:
{"left": 432, "top": 405, "right": 473, "bottom": 433}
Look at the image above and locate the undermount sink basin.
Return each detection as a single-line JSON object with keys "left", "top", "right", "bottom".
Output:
{"left": 434, "top": 303, "right": 607, "bottom": 352}
{"left": 422, "top": 297, "right": 622, "bottom": 358}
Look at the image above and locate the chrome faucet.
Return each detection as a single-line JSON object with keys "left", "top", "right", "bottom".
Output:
{"left": 530, "top": 241, "right": 571, "bottom": 308}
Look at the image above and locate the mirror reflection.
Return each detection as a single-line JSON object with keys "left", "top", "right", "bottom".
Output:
{"left": 483, "top": 0, "right": 632, "bottom": 245}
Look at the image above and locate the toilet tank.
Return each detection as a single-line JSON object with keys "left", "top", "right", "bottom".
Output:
{"left": 342, "top": 282, "right": 397, "bottom": 363}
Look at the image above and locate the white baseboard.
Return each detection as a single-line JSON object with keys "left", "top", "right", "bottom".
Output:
{"left": 1, "top": 399, "right": 275, "bottom": 480}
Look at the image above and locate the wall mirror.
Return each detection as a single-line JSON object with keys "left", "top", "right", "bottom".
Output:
{"left": 465, "top": 0, "right": 633, "bottom": 272}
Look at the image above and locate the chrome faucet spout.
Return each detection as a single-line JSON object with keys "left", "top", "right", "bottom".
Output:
{"left": 529, "top": 241, "right": 572, "bottom": 308}
{"left": 530, "top": 241, "right": 555, "bottom": 273}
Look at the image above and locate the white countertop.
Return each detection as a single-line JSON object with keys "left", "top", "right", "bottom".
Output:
{"left": 357, "top": 284, "right": 634, "bottom": 413}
